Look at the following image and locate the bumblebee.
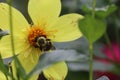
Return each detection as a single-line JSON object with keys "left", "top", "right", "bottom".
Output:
{"left": 34, "top": 35, "right": 55, "bottom": 51}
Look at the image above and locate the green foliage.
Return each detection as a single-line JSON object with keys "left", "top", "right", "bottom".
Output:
{"left": 113, "top": 64, "right": 120, "bottom": 75}
{"left": 0, "top": 54, "right": 9, "bottom": 78}
{"left": 95, "top": 4, "right": 117, "bottom": 19}
{"left": 82, "top": 4, "right": 117, "bottom": 19}
{"left": 66, "top": 71, "right": 89, "bottom": 80}
{"left": 78, "top": 15, "right": 107, "bottom": 44}
{"left": 13, "top": 57, "right": 27, "bottom": 80}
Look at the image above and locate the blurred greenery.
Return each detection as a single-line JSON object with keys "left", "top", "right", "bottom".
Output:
{"left": 66, "top": 71, "right": 89, "bottom": 80}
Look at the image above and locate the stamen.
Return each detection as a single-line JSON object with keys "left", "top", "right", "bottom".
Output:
{"left": 28, "top": 26, "right": 47, "bottom": 46}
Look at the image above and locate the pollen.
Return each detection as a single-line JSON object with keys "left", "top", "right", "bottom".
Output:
{"left": 28, "top": 26, "right": 47, "bottom": 46}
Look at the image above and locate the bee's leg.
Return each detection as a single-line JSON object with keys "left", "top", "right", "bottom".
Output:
{"left": 51, "top": 46, "right": 56, "bottom": 50}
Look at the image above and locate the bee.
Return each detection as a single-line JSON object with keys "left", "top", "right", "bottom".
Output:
{"left": 35, "top": 35, "right": 55, "bottom": 51}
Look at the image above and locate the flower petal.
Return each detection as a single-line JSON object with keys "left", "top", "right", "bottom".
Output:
{"left": 0, "top": 3, "right": 29, "bottom": 35}
{"left": 43, "top": 62, "right": 68, "bottom": 80}
{"left": 49, "top": 13, "right": 84, "bottom": 42}
{"left": 11, "top": 47, "right": 40, "bottom": 80}
{"left": 0, "top": 71, "right": 6, "bottom": 80}
{"left": 28, "top": 0, "right": 61, "bottom": 26}
{"left": 0, "top": 35, "right": 29, "bottom": 58}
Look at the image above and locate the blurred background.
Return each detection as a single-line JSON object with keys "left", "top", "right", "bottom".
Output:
{"left": 0, "top": 0, "right": 120, "bottom": 80}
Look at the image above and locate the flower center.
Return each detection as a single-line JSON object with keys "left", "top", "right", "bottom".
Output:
{"left": 28, "top": 25, "right": 55, "bottom": 51}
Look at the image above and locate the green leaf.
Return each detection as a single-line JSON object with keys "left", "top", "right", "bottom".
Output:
{"left": 95, "top": 4, "right": 117, "bottom": 19}
{"left": 27, "top": 50, "right": 88, "bottom": 78}
{"left": 0, "top": 54, "right": 9, "bottom": 76}
{"left": 78, "top": 15, "right": 107, "bottom": 44}
{"left": 82, "top": 4, "right": 117, "bottom": 19}
{"left": 82, "top": 5, "right": 91, "bottom": 13}
{"left": 13, "top": 57, "right": 27, "bottom": 80}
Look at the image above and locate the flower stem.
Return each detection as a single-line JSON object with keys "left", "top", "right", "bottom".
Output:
{"left": 8, "top": 62, "right": 16, "bottom": 80}
{"left": 7, "top": 0, "right": 15, "bottom": 56}
{"left": 114, "top": 16, "right": 120, "bottom": 45}
{"left": 7, "top": 0, "right": 16, "bottom": 80}
{"left": 89, "top": 0, "right": 96, "bottom": 80}
{"left": 115, "top": 23, "right": 120, "bottom": 44}
{"left": 89, "top": 43, "right": 93, "bottom": 80}
{"left": 92, "top": 0, "right": 96, "bottom": 18}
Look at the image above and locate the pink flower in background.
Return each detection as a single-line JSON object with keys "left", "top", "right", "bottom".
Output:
{"left": 102, "top": 42, "right": 120, "bottom": 64}
{"left": 94, "top": 42, "right": 120, "bottom": 80}
{"left": 94, "top": 71, "right": 120, "bottom": 80}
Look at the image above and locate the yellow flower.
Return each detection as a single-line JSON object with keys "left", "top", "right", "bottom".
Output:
{"left": 0, "top": 71, "right": 8, "bottom": 80}
{"left": 0, "top": 0, "right": 83, "bottom": 80}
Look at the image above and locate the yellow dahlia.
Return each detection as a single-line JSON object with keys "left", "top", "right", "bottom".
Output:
{"left": 0, "top": 0, "right": 83, "bottom": 80}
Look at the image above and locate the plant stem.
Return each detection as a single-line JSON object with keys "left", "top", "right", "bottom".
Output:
{"left": 104, "top": 33, "right": 118, "bottom": 63}
{"left": 92, "top": 0, "right": 96, "bottom": 18}
{"left": 9, "top": 63, "right": 15, "bottom": 80}
{"left": 7, "top": 0, "right": 16, "bottom": 80}
{"left": 89, "top": 0, "right": 96, "bottom": 80}
{"left": 115, "top": 24, "right": 120, "bottom": 44}
{"left": 114, "top": 16, "right": 120, "bottom": 45}
{"left": 89, "top": 43, "right": 93, "bottom": 80}
{"left": 7, "top": 0, "right": 15, "bottom": 56}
